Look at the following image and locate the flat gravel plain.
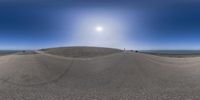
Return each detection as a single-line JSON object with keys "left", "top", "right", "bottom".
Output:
{"left": 0, "top": 51, "right": 200, "bottom": 100}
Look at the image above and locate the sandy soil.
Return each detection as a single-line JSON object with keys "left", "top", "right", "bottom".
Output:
{"left": 0, "top": 49, "right": 200, "bottom": 99}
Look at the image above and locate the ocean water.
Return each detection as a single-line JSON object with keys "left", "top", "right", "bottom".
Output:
{"left": 140, "top": 50, "right": 200, "bottom": 54}
{"left": 0, "top": 50, "right": 20, "bottom": 55}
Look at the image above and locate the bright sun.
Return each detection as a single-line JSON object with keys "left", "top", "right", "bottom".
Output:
{"left": 96, "top": 26, "right": 103, "bottom": 32}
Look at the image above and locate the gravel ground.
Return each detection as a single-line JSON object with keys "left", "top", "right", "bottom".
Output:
{"left": 0, "top": 51, "right": 200, "bottom": 100}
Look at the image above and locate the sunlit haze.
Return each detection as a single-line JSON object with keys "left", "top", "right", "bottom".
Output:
{"left": 96, "top": 26, "right": 103, "bottom": 32}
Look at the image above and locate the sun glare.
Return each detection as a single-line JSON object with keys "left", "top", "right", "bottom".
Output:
{"left": 96, "top": 26, "right": 103, "bottom": 32}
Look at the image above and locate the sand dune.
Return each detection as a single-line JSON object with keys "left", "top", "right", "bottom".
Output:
{"left": 0, "top": 47, "right": 200, "bottom": 99}
{"left": 41, "top": 46, "right": 122, "bottom": 58}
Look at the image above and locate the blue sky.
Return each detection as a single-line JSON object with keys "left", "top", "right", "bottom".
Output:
{"left": 0, "top": 0, "right": 200, "bottom": 50}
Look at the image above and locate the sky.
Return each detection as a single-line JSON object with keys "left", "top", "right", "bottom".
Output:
{"left": 0, "top": 0, "right": 200, "bottom": 50}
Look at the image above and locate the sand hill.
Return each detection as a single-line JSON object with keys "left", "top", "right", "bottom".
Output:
{"left": 40, "top": 46, "right": 123, "bottom": 58}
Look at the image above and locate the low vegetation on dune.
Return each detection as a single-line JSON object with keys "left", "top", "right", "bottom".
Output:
{"left": 40, "top": 46, "right": 123, "bottom": 58}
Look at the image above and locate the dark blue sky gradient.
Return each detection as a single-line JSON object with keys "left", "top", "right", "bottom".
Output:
{"left": 0, "top": 1, "right": 200, "bottom": 50}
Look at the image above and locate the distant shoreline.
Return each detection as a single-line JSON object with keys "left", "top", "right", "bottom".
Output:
{"left": 0, "top": 50, "right": 20, "bottom": 56}
{"left": 140, "top": 50, "right": 200, "bottom": 58}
